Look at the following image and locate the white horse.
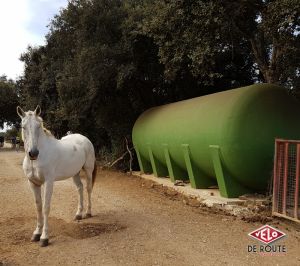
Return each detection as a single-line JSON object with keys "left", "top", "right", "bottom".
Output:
{"left": 17, "top": 106, "right": 97, "bottom": 247}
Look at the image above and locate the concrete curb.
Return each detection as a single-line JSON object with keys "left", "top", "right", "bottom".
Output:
{"left": 132, "top": 171, "right": 271, "bottom": 217}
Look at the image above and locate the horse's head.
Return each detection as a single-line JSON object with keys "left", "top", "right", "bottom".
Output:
{"left": 17, "top": 105, "right": 42, "bottom": 160}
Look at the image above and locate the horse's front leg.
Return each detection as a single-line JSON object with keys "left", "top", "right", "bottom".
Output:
{"left": 40, "top": 180, "right": 54, "bottom": 247}
{"left": 29, "top": 181, "right": 43, "bottom": 242}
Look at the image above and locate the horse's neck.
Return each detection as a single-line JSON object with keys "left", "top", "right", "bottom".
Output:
{"left": 38, "top": 129, "right": 57, "bottom": 149}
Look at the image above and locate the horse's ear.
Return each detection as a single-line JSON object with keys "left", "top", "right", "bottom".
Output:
{"left": 34, "top": 105, "right": 41, "bottom": 116}
{"left": 17, "top": 106, "right": 25, "bottom": 118}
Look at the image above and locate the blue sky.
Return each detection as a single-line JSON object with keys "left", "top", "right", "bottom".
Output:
{"left": 0, "top": 0, "right": 68, "bottom": 80}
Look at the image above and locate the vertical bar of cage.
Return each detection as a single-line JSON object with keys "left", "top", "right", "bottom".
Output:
{"left": 272, "top": 140, "right": 279, "bottom": 214}
{"left": 282, "top": 142, "right": 289, "bottom": 215}
{"left": 295, "top": 144, "right": 300, "bottom": 219}
{"left": 277, "top": 142, "right": 284, "bottom": 213}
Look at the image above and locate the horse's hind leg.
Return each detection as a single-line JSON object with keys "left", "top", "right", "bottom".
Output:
{"left": 72, "top": 173, "right": 84, "bottom": 220}
{"left": 83, "top": 166, "right": 93, "bottom": 218}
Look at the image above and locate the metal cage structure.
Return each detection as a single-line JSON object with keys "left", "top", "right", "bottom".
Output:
{"left": 273, "top": 139, "right": 300, "bottom": 223}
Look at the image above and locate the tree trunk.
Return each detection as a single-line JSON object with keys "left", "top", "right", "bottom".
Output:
{"left": 250, "top": 34, "right": 281, "bottom": 84}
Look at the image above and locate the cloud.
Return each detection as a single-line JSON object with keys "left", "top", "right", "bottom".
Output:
{"left": 0, "top": 0, "right": 68, "bottom": 80}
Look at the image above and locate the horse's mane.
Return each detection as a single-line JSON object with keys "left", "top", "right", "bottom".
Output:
{"left": 43, "top": 125, "right": 53, "bottom": 137}
{"left": 36, "top": 115, "right": 54, "bottom": 137}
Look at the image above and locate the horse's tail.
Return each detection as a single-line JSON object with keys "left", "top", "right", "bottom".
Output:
{"left": 92, "top": 161, "right": 97, "bottom": 188}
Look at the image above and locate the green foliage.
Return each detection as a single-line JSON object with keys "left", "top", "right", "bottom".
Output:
{"left": 136, "top": 0, "right": 257, "bottom": 84}
{"left": 139, "top": 0, "right": 300, "bottom": 85}
{"left": 4, "top": 127, "right": 20, "bottom": 140}
{"left": 0, "top": 76, "right": 19, "bottom": 128}
{"left": 17, "top": 0, "right": 300, "bottom": 166}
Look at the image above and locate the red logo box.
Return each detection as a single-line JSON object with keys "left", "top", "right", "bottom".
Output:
{"left": 248, "top": 225, "right": 286, "bottom": 245}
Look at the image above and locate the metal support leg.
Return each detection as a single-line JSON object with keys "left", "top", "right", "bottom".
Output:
{"left": 147, "top": 144, "right": 168, "bottom": 177}
{"left": 210, "top": 145, "right": 251, "bottom": 198}
{"left": 135, "top": 145, "right": 152, "bottom": 174}
{"left": 182, "top": 144, "right": 215, "bottom": 189}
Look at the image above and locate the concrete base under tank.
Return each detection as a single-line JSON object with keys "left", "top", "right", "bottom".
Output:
{"left": 132, "top": 171, "right": 271, "bottom": 217}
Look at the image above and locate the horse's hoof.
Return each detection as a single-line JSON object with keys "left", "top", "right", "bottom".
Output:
{"left": 75, "top": 214, "right": 82, "bottom": 220}
{"left": 31, "top": 234, "right": 41, "bottom": 242}
{"left": 85, "top": 213, "right": 92, "bottom": 219}
{"left": 40, "top": 238, "right": 49, "bottom": 247}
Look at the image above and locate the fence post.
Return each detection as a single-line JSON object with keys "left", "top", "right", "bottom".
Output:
{"left": 295, "top": 144, "right": 300, "bottom": 219}
{"left": 282, "top": 143, "right": 289, "bottom": 215}
{"left": 272, "top": 140, "right": 278, "bottom": 213}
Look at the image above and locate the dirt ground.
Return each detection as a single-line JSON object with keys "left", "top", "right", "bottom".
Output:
{"left": 0, "top": 147, "right": 299, "bottom": 266}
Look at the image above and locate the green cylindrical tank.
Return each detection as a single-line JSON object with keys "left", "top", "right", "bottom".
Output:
{"left": 132, "top": 84, "right": 300, "bottom": 198}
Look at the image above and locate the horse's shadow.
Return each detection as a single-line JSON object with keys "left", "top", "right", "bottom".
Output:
{"left": 4, "top": 215, "right": 126, "bottom": 245}
{"left": 50, "top": 215, "right": 127, "bottom": 239}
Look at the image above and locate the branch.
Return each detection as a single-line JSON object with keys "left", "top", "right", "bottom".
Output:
{"left": 125, "top": 137, "right": 133, "bottom": 175}
{"left": 103, "top": 147, "right": 134, "bottom": 168}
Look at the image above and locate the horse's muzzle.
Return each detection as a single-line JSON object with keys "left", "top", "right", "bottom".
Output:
{"left": 29, "top": 149, "right": 39, "bottom": 160}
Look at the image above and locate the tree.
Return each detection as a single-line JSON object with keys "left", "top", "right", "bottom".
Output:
{"left": 0, "top": 75, "right": 19, "bottom": 128}
{"left": 138, "top": 0, "right": 300, "bottom": 85}
{"left": 19, "top": 0, "right": 139, "bottom": 152}
{"left": 216, "top": 0, "right": 300, "bottom": 85}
